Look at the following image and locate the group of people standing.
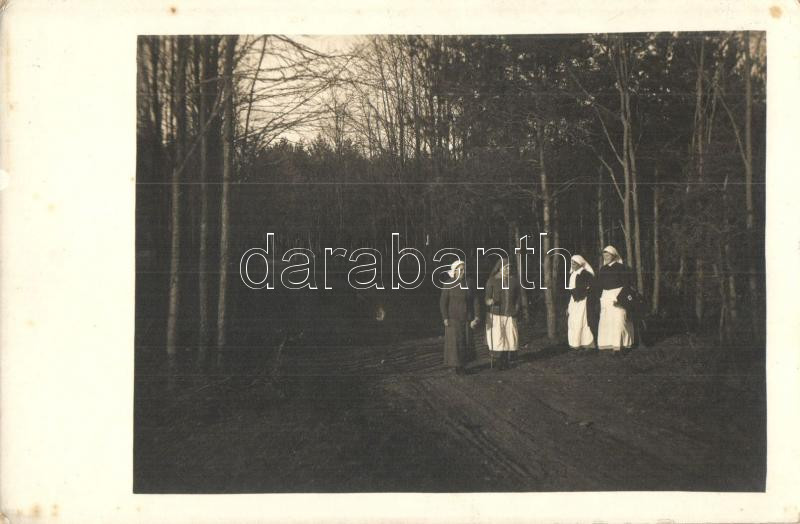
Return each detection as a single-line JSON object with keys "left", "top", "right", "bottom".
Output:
{"left": 567, "top": 245, "right": 636, "bottom": 352}
{"left": 439, "top": 245, "right": 636, "bottom": 375}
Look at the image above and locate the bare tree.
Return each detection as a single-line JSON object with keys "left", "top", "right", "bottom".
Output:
{"left": 651, "top": 167, "right": 661, "bottom": 314}
{"left": 535, "top": 121, "right": 558, "bottom": 340}
{"left": 166, "top": 36, "right": 188, "bottom": 386}
{"left": 215, "top": 35, "right": 238, "bottom": 367}
{"left": 716, "top": 31, "right": 765, "bottom": 338}
{"left": 195, "top": 36, "right": 216, "bottom": 371}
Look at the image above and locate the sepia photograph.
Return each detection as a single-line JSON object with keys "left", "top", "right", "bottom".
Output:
{"left": 134, "top": 32, "right": 768, "bottom": 494}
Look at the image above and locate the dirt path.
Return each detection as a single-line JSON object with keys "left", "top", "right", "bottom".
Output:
{"left": 135, "top": 333, "right": 765, "bottom": 493}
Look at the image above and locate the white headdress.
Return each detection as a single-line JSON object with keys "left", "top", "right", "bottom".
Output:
{"left": 447, "top": 259, "right": 465, "bottom": 279}
{"left": 602, "top": 245, "right": 623, "bottom": 266}
{"left": 569, "top": 254, "right": 595, "bottom": 289}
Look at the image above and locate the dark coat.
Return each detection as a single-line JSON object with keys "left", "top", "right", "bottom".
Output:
{"left": 573, "top": 270, "right": 599, "bottom": 341}
{"left": 570, "top": 270, "right": 594, "bottom": 302}
{"left": 594, "top": 261, "right": 644, "bottom": 342}
{"left": 440, "top": 277, "right": 480, "bottom": 367}
{"left": 596, "top": 261, "right": 634, "bottom": 290}
{"left": 439, "top": 277, "right": 480, "bottom": 322}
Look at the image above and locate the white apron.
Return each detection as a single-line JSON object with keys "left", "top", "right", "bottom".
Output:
{"left": 485, "top": 313, "right": 518, "bottom": 352}
{"left": 597, "top": 287, "right": 633, "bottom": 351}
{"left": 567, "top": 296, "right": 594, "bottom": 349}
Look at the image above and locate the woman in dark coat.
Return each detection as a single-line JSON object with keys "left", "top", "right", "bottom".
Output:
{"left": 484, "top": 258, "right": 523, "bottom": 369}
{"left": 439, "top": 260, "right": 480, "bottom": 374}
{"left": 567, "top": 255, "right": 596, "bottom": 349}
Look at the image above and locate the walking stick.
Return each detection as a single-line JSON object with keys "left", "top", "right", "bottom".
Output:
{"left": 488, "top": 311, "right": 494, "bottom": 369}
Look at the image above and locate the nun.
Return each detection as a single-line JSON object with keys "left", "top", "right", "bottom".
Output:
{"left": 596, "top": 245, "right": 635, "bottom": 353}
{"left": 567, "top": 255, "right": 596, "bottom": 350}
{"left": 484, "top": 258, "right": 523, "bottom": 370}
{"left": 439, "top": 260, "right": 481, "bottom": 374}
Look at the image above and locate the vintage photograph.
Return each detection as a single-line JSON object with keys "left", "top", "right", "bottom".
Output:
{"left": 134, "top": 33, "right": 766, "bottom": 493}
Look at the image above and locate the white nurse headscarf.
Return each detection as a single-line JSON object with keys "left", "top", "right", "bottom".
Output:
{"left": 569, "top": 254, "right": 595, "bottom": 289}
{"left": 602, "top": 245, "right": 624, "bottom": 266}
{"left": 447, "top": 259, "right": 465, "bottom": 279}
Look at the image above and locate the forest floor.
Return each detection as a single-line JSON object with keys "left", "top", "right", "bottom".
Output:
{"left": 134, "top": 330, "right": 766, "bottom": 493}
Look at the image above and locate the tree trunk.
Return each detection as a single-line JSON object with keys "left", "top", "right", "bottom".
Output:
{"left": 626, "top": 122, "right": 644, "bottom": 291}
{"left": 409, "top": 39, "right": 422, "bottom": 175}
{"left": 677, "top": 252, "right": 686, "bottom": 296}
{"left": 621, "top": 124, "right": 633, "bottom": 269}
{"left": 694, "top": 260, "right": 705, "bottom": 325}
{"left": 216, "top": 35, "right": 237, "bottom": 368}
{"left": 536, "top": 124, "right": 556, "bottom": 340}
{"left": 693, "top": 39, "right": 706, "bottom": 324}
{"left": 612, "top": 37, "right": 634, "bottom": 269}
{"left": 651, "top": 167, "right": 660, "bottom": 315}
{"left": 166, "top": 38, "right": 175, "bottom": 145}
{"left": 713, "top": 261, "right": 731, "bottom": 343}
{"left": 513, "top": 222, "right": 529, "bottom": 321}
{"left": 629, "top": 128, "right": 643, "bottom": 292}
{"left": 597, "top": 168, "right": 604, "bottom": 258}
{"left": 743, "top": 31, "right": 759, "bottom": 338}
{"left": 717, "top": 33, "right": 760, "bottom": 341}
{"left": 620, "top": 42, "right": 644, "bottom": 292}
{"left": 552, "top": 200, "right": 561, "bottom": 289}
{"left": 196, "top": 36, "right": 211, "bottom": 372}
{"left": 148, "top": 38, "right": 164, "bottom": 266}
{"left": 721, "top": 172, "right": 739, "bottom": 331}
{"left": 166, "top": 37, "right": 188, "bottom": 387}
{"left": 245, "top": 37, "right": 267, "bottom": 148}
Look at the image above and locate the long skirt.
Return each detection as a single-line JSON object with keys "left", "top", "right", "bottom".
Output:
{"left": 597, "top": 287, "right": 634, "bottom": 351}
{"left": 443, "top": 321, "right": 475, "bottom": 367}
{"left": 567, "top": 297, "right": 595, "bottom": 349}
{"left": 485, "top": 313, "right": 518, "bottom": 352}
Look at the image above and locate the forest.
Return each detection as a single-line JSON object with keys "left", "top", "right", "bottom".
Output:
{"left": 137, "top": 32, "right": 765, "bottom": 372}
{"left": 134, "top": 33, "right": 766, "bottom": 492}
